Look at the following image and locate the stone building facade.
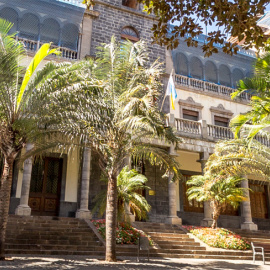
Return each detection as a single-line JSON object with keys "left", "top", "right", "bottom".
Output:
{"left": 1, "top": 0, "right": 270, "bottom": 230}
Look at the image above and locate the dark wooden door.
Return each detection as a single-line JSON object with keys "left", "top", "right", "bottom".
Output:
{"left": 182, "top": 176, "right": 204, "bottom": 213}
{"left": 29, "top": 157, "right": 62, "bottom": 216}
{"left": 250, "top": 184, "right": 268, "bottom": 219}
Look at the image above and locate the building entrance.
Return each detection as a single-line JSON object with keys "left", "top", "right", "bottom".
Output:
{"left": 29, "top": 157, "right": 62, "bottom": 216}
{"left": 250, "top": 184, "right": 268, "bottom": 219}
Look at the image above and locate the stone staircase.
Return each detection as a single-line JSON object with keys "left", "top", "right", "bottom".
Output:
{"left": 5, "top": 216, "right": 270, "bottom": 261}
{"left": 5, "top": 215, "right": 105, "bottom": 256}
{"left": 132, "top": 222, "right": 270, "bottom": 261}
{"left": 232, "top": 229, "right": 270, "bottom": 253}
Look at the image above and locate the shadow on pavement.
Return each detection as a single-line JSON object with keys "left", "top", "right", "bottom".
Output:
{"left": 0, "top": 256, "right": 268, "bottom": 270}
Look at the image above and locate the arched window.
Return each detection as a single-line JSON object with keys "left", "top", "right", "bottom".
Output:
{"left": 232, "top": 68, "right": 245, "bottom": 88}
{"left": 205, "top": 61, "right": 217, "bottom": 83}
{"left": 0, "top": 8, "right": 18, "bottom": 34}
{"left": 175, "top": 53, "right": 188, "bottom": 76}
{"left": 122, "top": 0, "right": 138, "bottom": 9}
{"left": 190, "top": 57, "right": 203, "bottom": 80}
{"left": 121, "top": 26, "right": 139, "bottom": 42}
{"left": 40, "top": 18, "right": 60, "bottom": 45}
{"left": 219, "top": 65, "right": 231, "bottom": 87}
{"left": 20, "top": 13, "right": 39, "bottom": 40}
{"left": 61, "top": 23, "right": 79, "bottom": 50}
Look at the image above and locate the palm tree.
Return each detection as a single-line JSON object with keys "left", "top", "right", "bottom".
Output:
{"left": 93, "top": 166, "right": 151, "bottom": 222}
{"left": 186, "top": 138, "right": 270, "bottom": 229}
{"left": 0, "top": 19, "right": 63, "bottom": 259}
{"left": 231, "top": 50, "right": 270, "bottom": 141}
{"left": 187, "top": 175, "right": 247, "bottom": 229}
{"left": 0, "top": 18, "right": 104, "bottom": 260}
{"left": 64, "top": 37, "right": 182, "bottom": 261}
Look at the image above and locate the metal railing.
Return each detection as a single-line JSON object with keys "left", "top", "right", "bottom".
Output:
{"left": 17, "top": 37, "right": 78, "bottom": 60}
{"left": 174, "top": 74, "right": 251, "bottom": 101}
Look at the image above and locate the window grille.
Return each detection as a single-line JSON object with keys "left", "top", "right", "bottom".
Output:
{"left": 61, "top": 23, "right": 79, "bottom": 50}
{"left": 40, "top": 19, "right": 60, "bottom": 45}
{"left": 0, "top": 7, "right": 18, "bottom": 34}
{"left": 20, "top": 13, "right": 39, "bottom": 41}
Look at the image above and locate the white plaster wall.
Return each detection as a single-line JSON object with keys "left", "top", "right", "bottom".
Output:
{"left": 173, "top": 87, "right": 250, "bottom": 124}
{"left": 65, "top": 149, "right": 80, "bottom": 202}
{"left": 176, "top": 150, "right": 202, "bottom": 173}
{"left": 15, "top": 166, "right": 24, "bottom": 198}
{"left": 175, "top": 180, "right": 180, "bottom": 212}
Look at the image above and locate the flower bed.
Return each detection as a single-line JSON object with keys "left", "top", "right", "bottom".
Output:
{"left": 182, "top": 225, "right": 250, "bottom": 250}
{"left": 91, "top": 219, "right": 152, "bottom": 245}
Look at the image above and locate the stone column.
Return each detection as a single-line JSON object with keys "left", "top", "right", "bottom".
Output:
{"left": 166, "top": 174, "right": 182, "bottom": 225}
{"left": 80, "top": 10, "right": 100, "bottom": 59}
{"left": 166, "top": 146, "right": 182, "bottom": 225}
{"left": 76, "top": 148, "right": 92, "bottom": 219}
{"left": 15, "top": 143, "right": 34, "bottom": 216}
{"left": 198, "top": 152, "right": 213, "bottom": 227}
{"left": 240, "top": 177, "right": 258, "bottom": 230}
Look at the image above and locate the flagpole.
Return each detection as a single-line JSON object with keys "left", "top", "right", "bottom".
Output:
{"left": 160, "top": 69, "right": 175, "bottom": 111}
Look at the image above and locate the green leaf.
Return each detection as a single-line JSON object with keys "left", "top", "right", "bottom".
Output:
{"left": 16, "top": 43, "right": 60, "bottom": 112}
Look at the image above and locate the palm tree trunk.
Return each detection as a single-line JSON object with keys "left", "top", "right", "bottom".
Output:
{"left": 0, "top": 157, "right": 14, "bottom": 260}
{"left": 105, "top": 172, "right": 118, "bottom": 262}
{"left": 211, "top": 202, "right": 221, "bottom": 229}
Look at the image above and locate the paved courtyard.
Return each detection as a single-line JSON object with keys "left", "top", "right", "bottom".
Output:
{"left": 0, "top": 256, "right": 268, "bottom": 270}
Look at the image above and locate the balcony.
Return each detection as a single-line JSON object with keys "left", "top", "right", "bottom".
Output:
{"left": 56, "top": 0, "right": 85, "bottom": 7}
{"left": 173, "top": 117, "right": 270, "bottom": 147}
{"left": 174, "top": 74, "right": 251, "bottom": 102}
{"left": 18, "top": 37, "right": 78, "bottom": 60}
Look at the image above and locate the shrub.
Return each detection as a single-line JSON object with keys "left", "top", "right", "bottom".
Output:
{"left": 182, "top": 225, "right": 250, "bottom": 250}
{"left": 91, "top": 219, "right": 153, "bottom": 245}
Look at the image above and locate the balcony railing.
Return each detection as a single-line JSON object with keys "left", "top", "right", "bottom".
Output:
{"left": 18, "top": 37, "right": 78, "bottom": 60}
{"left": 207, "top": 124, "right": 234, "bottom": 140}
{"left": 174, "top": 117, "right": 270, "bottom": 146}
{"left": 174, "top": 74, "right": 251, "bottom": 101}
{"left": 175, "top": 118, "right": 201, "bottom": 135}
{"left": 56, "top": 0, "right": 85, "bottom": 7}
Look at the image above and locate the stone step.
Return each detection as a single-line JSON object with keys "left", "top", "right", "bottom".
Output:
{"left": 145, "top": 230, "right": 185, "bottom": 234}
{"left": 157, "top": 244, "right": 204, "bottom": 250}
{"left": 147, "top": 232, "right": 190, "bottom": 239}
{"left": 154, "top": 240, "right": 197, "bottom": 246}
{"left": 5, "top": 244, "right": 105, "bottom": 251}
{"left": 148, "top": 235, "right": 191, "bottom": 241}
{"left": 5, "top": 249, "right": 105, "bottom": 256}
{"left": 5, "top": 239, "right": 101, "bottom": 246}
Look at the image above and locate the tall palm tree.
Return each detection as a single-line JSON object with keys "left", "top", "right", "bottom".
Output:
{"left": 93, "top": 166, "right": 151, "bottom": 222}
{"left": 0, "top": 18, "right": 104, "bottom": 260}
{"left": 64, "top": 37, "right": 182, "bottom": 261}
{"left": 231, "top": 51, "right": 270, "bottom": 141}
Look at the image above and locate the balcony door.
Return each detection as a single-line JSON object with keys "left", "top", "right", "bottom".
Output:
{"left": 29, "top": 157, "right": 62, "bottom": 216}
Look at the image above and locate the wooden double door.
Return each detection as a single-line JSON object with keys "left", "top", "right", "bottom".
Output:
{"left": 250, "top": 184, "right": 268, "bottom": 219}
{"left": 29, "top": 157, "right": 63, "bottom": 216}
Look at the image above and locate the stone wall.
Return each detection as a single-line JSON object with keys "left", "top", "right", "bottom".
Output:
{"left": 144, "top": 163, "right": 169, "bottom": 223}
{"left": 90, "top": 0, "right": 165, "bottom": 64}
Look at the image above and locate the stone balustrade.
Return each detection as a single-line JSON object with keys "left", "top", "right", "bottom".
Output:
{"left": 174, "top": 74, "right": 251, "bottom": 101}
{"left": 175, "top": 118, "right": 202, "bottom": 136}
{"left": 174, "top": 117, "right": 270, "bottom": 146}
{"left": 56, "top": 0, "right": 85, "bottom": 7}
{"left": 17, "top": 37, "right": 78, "bottom": 60}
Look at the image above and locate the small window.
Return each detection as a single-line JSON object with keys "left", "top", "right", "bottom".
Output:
{"left": 183, "top": 109, "right": 199, "bottom": 121}
{"left": 214, "top": 116, "right": 229, "bottom": 127}
{"left": 122, "top": 0, "right": 138, "bottom": 9}
{"left": 121, "top": 27, "right": 139, "bottom": 42}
